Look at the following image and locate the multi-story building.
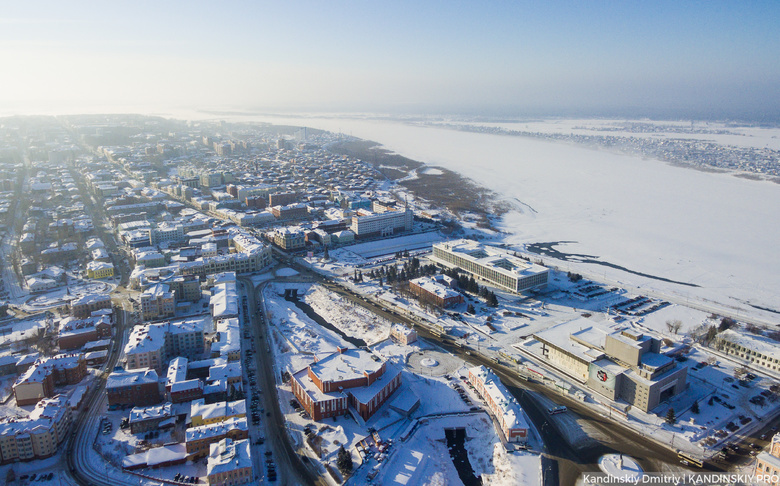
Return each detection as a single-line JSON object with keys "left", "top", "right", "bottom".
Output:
{"left": 210, "top": 281, "right": 238, "bottom": 321}
{"left": 190, "top": 398, "right": 246, "bottom": 427}
{"left": 268, "top": 192, "right": 297, "bottom": 207}
{"left": 86, "top": 261, "right": 115, "bottom": 279}
{"left": 207, "top": 438, "right": 253, "bottom": 486}
{"left": 291, "top": 348, "right": 401, "bottom": 422}
{"left": 349, "top": 208, "right": 412, "bottom": 239}
{"left": 185, "top": 416, "right": 249, "bottom": 459}
{"left": 165, "top": 357, "right": 205, "bottom": 403}
{"left": 58, "top": 315, "right": 112, "bottom": 350}
{"left": 168, "top": 275, "right": 202, "bottom": 302}
{"left": 390, "top": 324, "right": 417, "bottom": 345}
{"left": 149, "top": 223, "right": 185, "bottom": 246}
{"left": 431, "top": 240, "right": 549, "bottom": 293}
{"left": 468, "top": 366, "right": 529, "bottom": 443}
{"left": 532, "top": 317, "right": 688, "bottom": 412}
{"left": 271, "top": 227, "right": 305, "bottom": 250}
{"left": 715, "top": 330, "right": 780, "bottom": 373}
{"left": 200, "top": 172, "right": 223, "bottom": 188}
{"left": 0, "top": 395, "right": 72, "bottom": 463}
{"left": 210, "top": 317, "right": 241, "bottom": 362}
{"left": 124, "top": 319, "right": 206, "bottom": 372}
{"left": 135, "top": 249, "right": 165, "bottom": 268}
{"left": 13, "top": 364, "right": 54, "bottom": 406}
{"left": 13, "top": 354, "right": 87, "bottom": 406}
{"left": 270, "top": 203, "right": 308, "bottom": 221}
{"left": 755, "top": 433, "right": 780, "bottom": 485}
{"left": 140, "top": 284, "right": 176, "bottom": 321}
{"left": 129, "top": 402, "right": 174, "bottom": 434}
{"left": 70, "top": 293, "right": 112, "bottom": 319}
{"left": 106, "top": 369, "right": 161, "bottom": 407}
{"left": 408, "top": 276, "right": 464, "bottom": 308}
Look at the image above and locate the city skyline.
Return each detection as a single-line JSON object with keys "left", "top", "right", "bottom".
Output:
{"left": 1, "top": 1, "right": 779, "bottom": 120}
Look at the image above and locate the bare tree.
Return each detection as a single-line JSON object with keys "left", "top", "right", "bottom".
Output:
{"left": 672, "top": 320, "right": 683, "bottom": 334}
{"left": 734, "top": 365, "right": 749, "bottom": 381}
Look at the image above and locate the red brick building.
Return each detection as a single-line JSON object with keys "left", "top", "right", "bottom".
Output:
{"left": 106, "top": 369, "right": 161, "bottom": 407}
{"left": 409, "top": 276, "right": 464, "bottom": 308}
{"left": 291, "top": 348, "right": 401, "bottom": 422}
{"left": 58, "top": 315, "right": 112, "bottom": 351}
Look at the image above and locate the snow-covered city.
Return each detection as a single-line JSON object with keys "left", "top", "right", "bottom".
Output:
{"left": 0, "top": 112, "right": 777, "bottom": 486}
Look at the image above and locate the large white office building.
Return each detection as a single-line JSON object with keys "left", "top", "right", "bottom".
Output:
{"left": 431, "top": 239, "right": 549, "bottom": 293}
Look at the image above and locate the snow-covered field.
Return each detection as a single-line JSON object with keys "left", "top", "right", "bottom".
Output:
{"left": 247, "top": 115, "right": 780, "bottom": 324}
{"left": 303, "top": 284, "right": 391, "bottom": 345}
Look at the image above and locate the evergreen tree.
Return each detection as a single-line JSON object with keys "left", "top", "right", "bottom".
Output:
{"left": 665, "top": 407, "right": 676, "bottom": 425}
{"left": 691, "top": 401, "right": 700, "bottom": 414}
{"left": 467, "top": 304, "right": 475, "bottom": 314}
{"left": 336, "top": 445, "right": 353, "bottom": 474}
{"left": 323, "top": 245, "right": 330, "bottom": 260}
{"left": 488, "top": 291, "right": 498, "bottom": 307}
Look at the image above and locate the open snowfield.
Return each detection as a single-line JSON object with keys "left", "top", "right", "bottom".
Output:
{"left": 249, "top": 115, "right": 780, "bottom": 323}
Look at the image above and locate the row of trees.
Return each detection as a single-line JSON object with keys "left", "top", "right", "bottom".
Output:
{"left": 366, "top": 257, "right": 439, "bottom": 285}
{"left": 442, "top": 267, "right": 498, "bottom": 307}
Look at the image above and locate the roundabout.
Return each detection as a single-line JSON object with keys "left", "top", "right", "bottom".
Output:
{"left": 406, "top": 348, "right": 464, "bottom": 377}
{"left": 598, "top": 454, "right": 643, "bottom": 483}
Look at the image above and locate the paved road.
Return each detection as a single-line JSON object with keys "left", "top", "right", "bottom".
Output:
{"left": 65, "top": 306, "right": 133, "bottom": 486}
{"left": 280, "top": 257, "right": 721, "bottom": 485}
{"left": 239, "top": 276, "right": 327, "bottom": 486}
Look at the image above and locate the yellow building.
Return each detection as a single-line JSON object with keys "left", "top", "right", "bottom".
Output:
{"left": 190, "top": 398, "right": 246, "bottom": 428}
{"left": 86, "top": 261, "right": 115, "bottom": 279}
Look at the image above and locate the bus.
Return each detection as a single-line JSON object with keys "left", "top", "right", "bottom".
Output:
{"left": 548, "top": 406, "right": 567, "bottom": 415}
{"left": 677, "top": 452, "right": 703, "bottom": 468}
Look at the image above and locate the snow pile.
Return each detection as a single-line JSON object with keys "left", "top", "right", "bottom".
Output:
{"left": 598, "top": 454, "right": 643, "bottom": 482}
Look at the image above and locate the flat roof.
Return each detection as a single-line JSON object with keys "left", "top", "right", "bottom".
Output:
{"left": 309, "top": 349, "right": 383, "bottom": 384}
{"left": 433, "top": 239, "right": 548, "bottom": 279}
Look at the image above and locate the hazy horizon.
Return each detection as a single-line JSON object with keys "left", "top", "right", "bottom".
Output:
{"left": 2, "top": 1, "right": 779, "bottom": 122}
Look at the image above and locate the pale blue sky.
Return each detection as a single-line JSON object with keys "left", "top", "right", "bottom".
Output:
{"left": 1, "top": 1, "right": 778, "bottom": 119}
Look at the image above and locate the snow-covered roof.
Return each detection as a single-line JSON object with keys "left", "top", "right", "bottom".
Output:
{"left": 191, "top": 398, "right": 246, "bottom": 422}
{"left": 166, "top": 357, "right": 188, "bottom": 386}
{"left": 210, "top": 281, "right": 238, "bottom": 318}
{"left": 70, "top": 293, "right": 111, "bottom": 306}
{"left": 469, "top": 366, "right": 528, "bottom": 432}
{"left": 410, "top": 276, "right": 461, "bottom": 300}
{"left": 207, "top": 438, "right": 252, "bottom": 477}
{"left": 185, "top": 416, "right": 248, "bottom": 442}
{"left": 106, "top": 369, "right": 159, "bottom": 389}
{"left": 391, "top": 323, "right": 415, "bottom": 337}
{"left": 433, "top": 239, "right": 548, "bottom": 279}
{"left": 719, "top": 329, "right": 779, "bottom": 357}
{"left": 122, "top": 443, "right": 187, "bottom": 469}
{"left": 349, "top": 362, "right": 402, "bottom": 405}
{"left": 533, "top": 321, "right": 605, "bottom": 364}
{"left": 0, "top": 395, "right": 69, "bottom": 436}
{"left": 129, "top": 402, "right": 172, "bottom": 424}
{"left": 170, "top": 379, "right": 203, "bottom": 393}
{"left": 208, "top": 362, "right": 242, "bottom": 382}
{"left": 309, "top": 348, "right": 384, "bottom": 384}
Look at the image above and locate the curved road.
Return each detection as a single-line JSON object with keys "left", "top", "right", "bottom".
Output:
{"left": 280, "top": 257, "right": 723, "bottom": 485}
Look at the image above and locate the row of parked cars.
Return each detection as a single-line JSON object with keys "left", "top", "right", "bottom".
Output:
{"left": 19, "top": 473, "right": 55, "bottom": 482}
{"left": 173, "top": 472, "right": 198, "bottom": 483}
